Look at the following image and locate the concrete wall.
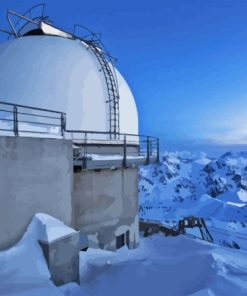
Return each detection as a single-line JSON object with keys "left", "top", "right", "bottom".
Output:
{"left": 0, "top": 136, "right": 140, "bottom": 252}
{"left": 0, "top": 136, "right": 73, "bottom": 250}
{"left": 73, "top": 168, "right": 139, "bottom": 250}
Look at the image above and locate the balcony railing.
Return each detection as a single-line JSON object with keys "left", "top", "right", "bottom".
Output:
{"left": 0, "top": 101, "right": 66, "bottom": 137}
{"left": 0, "top": 101, "right": 160, "bottom": 166}
{"left": 66, "top": 130, "right": 159, "bottom": 167}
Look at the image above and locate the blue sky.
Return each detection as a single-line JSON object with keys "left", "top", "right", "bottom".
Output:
{"left": 1, "top": 0, "right": 247, "bottom": 148}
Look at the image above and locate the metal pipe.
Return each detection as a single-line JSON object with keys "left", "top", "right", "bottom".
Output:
{"left": 123, "top": 135, "right": 127, "bottom": 168}
{"left": 0, "top": 101, "right": 63, "bottom": 114}
{"left": 61, "top": 113, "right": 65, "bottom": 137}
{"left": 82, "top": 132, "right": 87, "bottom": 169}
{"left": 65, "top": 129, "right": 158, "bottom": 140}
{"left": 7, "top": 10, "right": 18, "bottom": 38}
{"left": 13, "top": 106, "right": 18, "bottom": 136}
{"left": 156, "top": 138, "right": 160, "bottom": 162}
{"left": 146, "top": 136, "right": 150, "bottom": 165}
{"left": 7, "top": 9, "right": 40, "bottom": 26}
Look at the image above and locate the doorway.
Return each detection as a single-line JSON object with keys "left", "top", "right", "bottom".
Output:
{"left": 116, "top": 230, "right": 130, "bottom": 249}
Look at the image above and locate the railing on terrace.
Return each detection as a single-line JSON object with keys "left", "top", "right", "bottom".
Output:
{"left": 66, "top": 130, "right": 159, "bottom": 167}
{"left": 0, "top": 101, "right": 160, "bottom": 165}
{"left": 0, "top": 101, "right": 66, "bottom": 137}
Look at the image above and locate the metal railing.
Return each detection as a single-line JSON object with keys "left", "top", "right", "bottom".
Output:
{"left": 66, "top": 130, "right": 159, "bottom": 167}
{"left": 0, "top": 101, "right": 66, "bottom": 137}
{"left": 3, "top": 4, "right": 46, "bottom": 38}
{"left": 0, "top": 101, "right": 160, "bottom": 166}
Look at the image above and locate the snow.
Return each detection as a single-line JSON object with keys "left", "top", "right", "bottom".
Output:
{"left": 90, "top": 154, "right": 144, "bottom": 160}
{"left": 72, "top": 234, "right": 247, "bottom": 296}
{"left": 139, "top": 151, "right": 247, "bottom": 250}
{"left": 227, "top": 201, "right": 246, "bottom": 208}
{"left": 1, "top": 213, "right": 247, "bottom": 295}
{"left": 30, "top": 213, "right": 77, "bottom": 243}
{"left": 237, "top": 189, "right": 247, "bottom": 202}
{"left": 74, "top": 152, "right": 153, "bottom": 161}
{"left": 0, "top": 213, "right": 65, "bottom": 296}
{"left": 195, "top": 157, "right": 211, "bottom": 165}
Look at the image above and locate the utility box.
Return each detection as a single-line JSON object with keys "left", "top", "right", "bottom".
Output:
{"left": 39, "top": 231, "right": 80, "bottom": 286}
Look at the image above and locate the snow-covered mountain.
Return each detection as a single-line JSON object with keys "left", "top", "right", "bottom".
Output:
{"left": 139, "top": 151, "right": 247, "bottom": 249}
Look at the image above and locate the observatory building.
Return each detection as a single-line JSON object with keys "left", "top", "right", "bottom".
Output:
{"left": 0, "top": 5, "right": 159, "bottom": 251}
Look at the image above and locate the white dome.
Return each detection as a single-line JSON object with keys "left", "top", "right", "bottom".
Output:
{"left": 0, "top": 36, "right": 138, "bottom": 136}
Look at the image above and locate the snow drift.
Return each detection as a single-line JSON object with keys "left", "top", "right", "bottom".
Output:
{"left": 0, "top": 213, "right": 77, "bottom": 296}
{"left": 0, "top": 213, "right": 247, "bottom": 295}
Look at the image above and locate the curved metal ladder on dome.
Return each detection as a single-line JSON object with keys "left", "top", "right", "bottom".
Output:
{"left": 73, "top": 24, "right": 120, "bottom": 140}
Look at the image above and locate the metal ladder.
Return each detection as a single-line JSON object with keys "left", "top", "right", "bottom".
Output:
{"left": 87, "top": 43, "right": 120, "bottom": 139}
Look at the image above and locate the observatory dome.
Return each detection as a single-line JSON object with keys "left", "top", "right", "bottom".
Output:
{"left": 0, "top": 35, "right": 138, "bottom": 135}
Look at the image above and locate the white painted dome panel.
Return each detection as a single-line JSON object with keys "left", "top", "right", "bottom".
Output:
{"left": 0, "top": 35, "right": 138, "bottom": 136}
{"left": 116, "top": 69, "right": 138, "bottom": 135}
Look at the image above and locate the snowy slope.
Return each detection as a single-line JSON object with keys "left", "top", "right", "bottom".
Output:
{"left": 139, "top": 151, "right": 247, "bottom": 249}
{"left": 1, "top": 213, "right": 247, "bottom": 295}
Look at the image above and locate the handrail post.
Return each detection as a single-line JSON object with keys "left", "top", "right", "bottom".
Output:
{"left": 13, "top": 106, "right": 18, "bottom": 136}
{"left": 146, "top": 136, "right": 150, "bottom": 165}
{"left": 61, "top": 113, "right": 66, "bottom": 137}
{"left": 123, "top": 134, "right": 127, "bottom": 168}
{"left": 156, "top": 138, "right": 160, "bottom": 162}
{"left": 82, "top": 132, "right": 87, "bottom": 169}
{"left": 138, "top": 139, "right": 141, "bottom": 156}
